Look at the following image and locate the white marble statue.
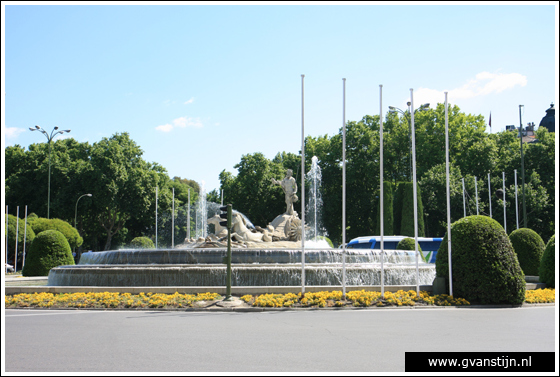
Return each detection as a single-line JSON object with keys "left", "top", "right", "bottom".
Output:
{"left": 271, "top": 168, "right": 298, "bottom": 216}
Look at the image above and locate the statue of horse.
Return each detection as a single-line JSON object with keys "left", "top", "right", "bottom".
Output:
{"left": 207, "top": 215, "right": 228, "bottom": 238}
{"left": 230, "top": 212, "right": 272, "bottom": 243}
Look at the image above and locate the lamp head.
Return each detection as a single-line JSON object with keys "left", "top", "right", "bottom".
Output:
{"left": 35, "top": 125, "right": 40, "bottom": 129}
{"left": 86, "top": 194, "right": 92, "bottom": 197}
{"left": 54, "top": 126, "right": 59, "bottom": 130}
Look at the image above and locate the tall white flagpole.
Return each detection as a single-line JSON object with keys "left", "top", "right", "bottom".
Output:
{"left": 301, "top": 74, "right": 306, "bottom": 295}
{"left": 488, "top": 173, "right": 492, "bottom": 218}
{"left": 172, "top": 187, "right": 175, "bottom": 248}
{"left": 155, "top": 186, "right": 158, "bottom": 249}
{"left": 410, "top": 88, "right": 419, "bottom": 296}
{"left": 187, "top": 188, "right": 191, "bottom": 241}
{"left": 503, "top": 172, "right": 507, "bottom": 234}
{"left": 462, "top": 178, "right": 466, "bottom": 217}
{"left": 475, "top": 176, "right": 479, "bottom": 215}
{"left": 342, "top": 78, "right": 347, "bottom": 298}
{"left": 23, "top": 205, "right": 28, "bottom": 269}
{"left": 15, "top": 206, "right": 19, "bottom": 272}
{"left": 445, "top": 92, "right": 453, "bottom": 297}
{"left": 380, "top": 84, "right": 384, "bottom": 298}
{"left": 514, "top": 169, "right": 519, "bottom": 229}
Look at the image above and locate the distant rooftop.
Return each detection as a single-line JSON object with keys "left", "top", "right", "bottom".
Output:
{"left": 538, "top": 103, "right": 555, "bottom": 133}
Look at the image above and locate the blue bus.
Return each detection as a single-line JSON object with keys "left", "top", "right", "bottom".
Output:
{"left": 346, "top": 235, "right": 443, "bottom": 263}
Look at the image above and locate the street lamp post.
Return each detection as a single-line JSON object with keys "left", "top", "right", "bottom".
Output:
{"left": 29, "top": 126, "right": 71, "bottom": 219}
{"left": 74, "top": 193, "right": 92, "bottom": 262}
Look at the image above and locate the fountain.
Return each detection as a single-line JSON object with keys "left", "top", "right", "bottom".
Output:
{"left": 47, "top": 170, "right": 436, "bottom": 288}
{"left": 305, "top": 156, "right": 327, "bottom": 244}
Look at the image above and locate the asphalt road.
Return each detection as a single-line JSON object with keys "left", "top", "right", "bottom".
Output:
{"left": 4, "top": 306, "right": 556, "bottom": 373}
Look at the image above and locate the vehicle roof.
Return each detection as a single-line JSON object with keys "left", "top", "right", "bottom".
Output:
{"left": 348, "top": 235, "right": 443, "bottom": 245}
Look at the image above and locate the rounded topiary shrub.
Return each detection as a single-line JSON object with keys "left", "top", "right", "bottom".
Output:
{"left": 22, "top": 230, "right": 75, "bottom": 276}
{"left": 509, "top": 228, "right": 545, "bottom": 276}
{"left": 29, "top": 217, "right": 83, "bottom": 250}
{"left": 397, "top": 237, "right": 425, "bottom": 262}
{"left": 539, "top": 235, "right": 555, "bottom": 288}
{"left": 130, "top": 236, "right": 155, "bottom": 249}
{"left": 436, "top": 215, "right": 525, "bottom": 305}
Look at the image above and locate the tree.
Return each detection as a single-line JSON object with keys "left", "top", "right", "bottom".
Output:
{"left": 84, "top": 133, "right": 170, "bottom": 250}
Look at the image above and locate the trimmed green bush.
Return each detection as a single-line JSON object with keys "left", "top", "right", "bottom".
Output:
{"left": 375, "top": 181, "right": 394, "bottom": 236}
{"left": 130, "top": 236, "right": 155, "bottom": 249}
{"left": 397, "top": 237, "right": 425, "bottom": 262}
{"left": 539, "top": 235, "right": 555, "bottom": 288}
{"left": 509, "top": 228, "right": 545, "bottom": 276}
{"left": 22, "top": 230, "right": 75, "bottom": 276}
{"left": 29, "top": 217, "right": 83, "bottom": 250}
{"left": 400, "top": 182, "right": 425, "bottom": 237}
{"left": 393, "top": 182, "right": 406, "bottom": 235}
{"left": 436, "top": 215, "right": 525, "bottom": 305}
{"left": 316, "top": 236, "right": 334, "bottom": 248}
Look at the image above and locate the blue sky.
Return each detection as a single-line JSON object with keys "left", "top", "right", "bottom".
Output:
{"left": 2, "top": 3, "right": 558, "bottom": 193}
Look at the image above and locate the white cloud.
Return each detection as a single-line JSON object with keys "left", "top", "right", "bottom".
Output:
{"left": 184, "top": 97, "right": 194, "bottom": 104}
{"left": 412, "top": 71, "right": 527, "bottom": 108}
{"left": 155, "top": 116, "right": 203, "bottom": 132}
{"left": 156, "top": 123, "right": 174, "bottom": 132}
{"left": 5, "top": 127, "right": 25, "bottom": 139}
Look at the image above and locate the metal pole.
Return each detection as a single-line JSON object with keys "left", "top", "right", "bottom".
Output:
{"left": 445, "top": 92, "right": 453, "bottom": 297}
{"left": 475, "top": 176, "right": 479, "bottom": 215}
{"left": 5, "top": 206, "right": 8, "bottom": 273}
{"left": 342, "top": 78, "right": 347, "bottom": 298}
{"left": 23, "top": 205, "right": 28, "bottom": 269}
{"left": 410, "top": 88, "right": 419, "bottom": 296}
{"left": 488, "top": 173, "right": 492, "bottom": 218}
{"left": 155, "top": 186, "right": 158, "bottom": 249}
{"left": 15, "top": 206, "right": 19, "bottom": 272}
{"left": 514, "top": 169, "right": 519, "bottom": 229}
{"left": 380, "top": 84, "right": 384, "bottom": 298}
{"left": 503, "top": 172, "right": 507, "bottom": 234}
{"left": 519, "top": 105, "right": 527, "bottom": 228}
{"left": 462, "top": 178, "right": 466, "bottom": 218}
{"left": 187, "top": 189, "right": 191, "bottom": 240}
{"left": 172, "top": 187, "right": 175, "bottom": 248}
{"left": 47, "top": 140, "right": 52, "bottom": 218}
{"left": 301, "top": 74, "right": 306, "bottom": 295}
{"left": 226, "top": 204, "right": 232, "bottom": 299}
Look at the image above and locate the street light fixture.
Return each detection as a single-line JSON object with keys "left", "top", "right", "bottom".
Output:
{"left": 388, "top": 103, "right": 429, "bottom": 179}
{"left": 74, "top": 193, "right": 92, "bottom": 262}
{"left": 29, "top": 125, "right": 71, "bottom": 218}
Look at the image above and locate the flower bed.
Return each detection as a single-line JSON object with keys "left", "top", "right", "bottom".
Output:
{"left": 4, "top": 289, "right": 554, "bottom": 309}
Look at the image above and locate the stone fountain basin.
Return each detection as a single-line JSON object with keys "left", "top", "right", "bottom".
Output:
{"left": 47, "top": 263, "right": 436, "bottom": 287}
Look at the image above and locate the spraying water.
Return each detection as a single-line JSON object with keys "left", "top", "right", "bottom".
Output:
{"left": 305, "top": 156, "right": 327, "bottom": 244}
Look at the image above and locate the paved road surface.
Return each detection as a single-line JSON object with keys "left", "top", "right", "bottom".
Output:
{"left": 4, "top": 306, "right": 556, "bottom": 373}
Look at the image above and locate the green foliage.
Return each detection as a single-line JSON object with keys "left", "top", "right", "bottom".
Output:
{"left": 397, "top": 237, "right": 426, "bottom": 262}
{"left": 393, "top": 182, "right": 406, "bottom": 235}
{"left": 315, "top": 236, "right": 334, "bottom": 248}
{"left": 22, "top": 230, "right": 75, "bottom": 276}
{"left": 436, "top": 215, "right": 526, "bottom": 305}
{"left": 397, "top": 237, "right": 422, "bottom": 251}
{"left": 539, "top": 235, "right": 555, "bottom": 288}
{"left": 130, "top": 236, "right": 155, "bottom": 249}
{"left": 509, "top": 228, "right": 545, "bottom": 276}
{"left": 375, "top": 181, "right": 394, "bottom": 236}
{"left": 29, "top": 217, "right": 83, "bottom": 250}
{"left": 400, "top": 182, "right": 425, "bottom": 237}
